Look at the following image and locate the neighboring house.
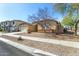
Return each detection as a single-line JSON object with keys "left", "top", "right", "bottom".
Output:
{"left": 29, "top": 19, "right": 64, "bottom": 34}
{"left": 0, "top": 20, "right": 30, "bottom": 32}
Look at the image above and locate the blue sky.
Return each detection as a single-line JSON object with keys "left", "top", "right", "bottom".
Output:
{"left": 0, "top": 3, "right": 63, "bottom": 22}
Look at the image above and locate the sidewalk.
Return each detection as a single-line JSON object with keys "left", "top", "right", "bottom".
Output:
{"left": 4, "top": 32, "right": 24, "bottom": 35}
{"left": 4, "top": 33, "right": 79, "bottom": 49}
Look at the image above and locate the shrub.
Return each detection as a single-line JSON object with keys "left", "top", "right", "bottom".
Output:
{"left": 17, "top": 36, "right": 23, "bottom": 41}
{"left": 27, "top": 29, "right": 31, "bottom": 34}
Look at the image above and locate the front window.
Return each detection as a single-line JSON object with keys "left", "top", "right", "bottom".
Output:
{"left": 6, "top": 22, "right": 7, "bottom": 25}
{"left": 13, "top": 21, "right": 15, "bottom": 24}
{"left": 43, "top": 24, "right": 49, "bottom": 30}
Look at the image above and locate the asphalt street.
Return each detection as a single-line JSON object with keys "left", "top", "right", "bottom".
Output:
{"left": 0, "top": 40, "right": 33, "bottom": 56}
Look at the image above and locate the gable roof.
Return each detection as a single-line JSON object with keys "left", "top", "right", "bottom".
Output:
{"left": 32, "top": 19, "right": 59, "bottom": 25}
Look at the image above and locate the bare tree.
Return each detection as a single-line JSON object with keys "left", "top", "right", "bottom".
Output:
{"left": 28, "top": 7, "right": 52, "bottom": 32}
{"left": 28, "top": 7, "right": 51, "bottom": 22}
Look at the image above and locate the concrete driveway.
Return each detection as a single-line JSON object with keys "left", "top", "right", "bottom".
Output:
{"left": 0, "top": 40, "right": 33, "bottom": 56}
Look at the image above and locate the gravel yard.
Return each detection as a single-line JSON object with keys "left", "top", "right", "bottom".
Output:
{"left": 1, "top": 35, "right": 79, "bottom": 56}
{"left": 16, "top": 32, "right": 79, "bottom": 42}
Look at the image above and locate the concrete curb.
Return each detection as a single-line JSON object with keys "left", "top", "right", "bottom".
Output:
{"left": 5, "top": 34, "right": 79, "bottom": 49}
{"left": 0, "top": 37, "right": 57, "bottom": 56}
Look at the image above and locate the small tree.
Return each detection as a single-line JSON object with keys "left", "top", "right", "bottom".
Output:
{"left": 53, "top": 3, "right": 79, "bottom": 35}
{"left": 62, "top": 13, "right": 74, "bottom": 30}
{"left": 0, "top": 25, "right": 3, "bottom": 32}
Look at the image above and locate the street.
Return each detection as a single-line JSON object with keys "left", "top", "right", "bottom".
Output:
{"left": 0, "top": 40, "right": 33, "bottom": 56}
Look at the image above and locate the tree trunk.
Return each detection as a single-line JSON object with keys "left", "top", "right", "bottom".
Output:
{"left": 71, "top": 26, "right": 72, "bottom": 31}
{"left": 55, "top": 23, "right": 59, "bottom": 34}
{"left": 74, "top": 23, "right": 78, "bottom": 36}
{"left": 74, "top": 10, "right": 79, "bottom": 36}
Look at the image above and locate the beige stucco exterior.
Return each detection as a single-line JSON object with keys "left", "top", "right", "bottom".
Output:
{"left": 29, "top": 19, "right": 64, "bottom": 33}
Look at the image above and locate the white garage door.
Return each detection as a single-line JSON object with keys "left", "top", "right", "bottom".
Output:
{"left": 21, "top": 27, "right": 28, "bottom": 32}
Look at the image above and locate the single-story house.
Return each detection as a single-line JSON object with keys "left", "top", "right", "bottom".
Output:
{"left": 28, "top": 19, "right": 64, "bottom": 34}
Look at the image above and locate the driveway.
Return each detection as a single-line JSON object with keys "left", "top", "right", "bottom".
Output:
{"left": 0, "top": 40, "right": 33, "bottom": 56}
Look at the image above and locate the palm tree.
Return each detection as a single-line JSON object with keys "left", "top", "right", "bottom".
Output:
{"left": 54, "top": 3, "right": 79, "bottom": 35}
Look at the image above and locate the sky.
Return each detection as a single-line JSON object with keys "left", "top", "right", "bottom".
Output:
{"left": 0, "top": 3, "right": 63, "bottom": 22}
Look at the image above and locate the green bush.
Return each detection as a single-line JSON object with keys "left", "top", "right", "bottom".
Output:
{"left": 0, "top": 28, "right": 3, "bottom": 31}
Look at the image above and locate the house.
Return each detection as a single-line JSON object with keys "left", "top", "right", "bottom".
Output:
{"left": 19, "top": 22, "right": 31, "bottom": 32}
{"left": 28, "top": 19, "right": 64, "bottom": 34}
{"left": 0, "top": 20, "right": 30, "bottom": 32}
